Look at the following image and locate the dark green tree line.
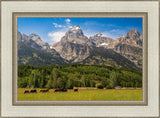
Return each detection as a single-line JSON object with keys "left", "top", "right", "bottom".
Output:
{"left": 18, "top": 64, "right": 142, "bottom": 89}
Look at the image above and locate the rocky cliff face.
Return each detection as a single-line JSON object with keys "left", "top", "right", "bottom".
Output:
{"left": 28, "top": 33, "right": 50, "bottom": 50}
{"left": 52, "top": 26, "right": 90, "bottom": 62}
{"left": 18, "top": 32, "right": 44, "bottom": 50}
{"left": 116, "top": 29, "right": 142, "bottom": 47}
{"left": 114, "top": 43, "right": 142, "bottom": 68}
{"left": 56, "top": 42, "right": 90, "bottom": 62}
{"left": 114, "top": 29, "right": 143, "bottom": 68}
{"left": 61, "top": 25, "right": 89, "bottom": 45}
{"left": 88, "top": 33, "right": 116, "bottom": 48}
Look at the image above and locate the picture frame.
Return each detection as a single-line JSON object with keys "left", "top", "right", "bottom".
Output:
{"left": 1, "top": 0, "right": 159, "bottom": 117}
{"left": 13, "top": 12, "right": 148, "bottom": 106}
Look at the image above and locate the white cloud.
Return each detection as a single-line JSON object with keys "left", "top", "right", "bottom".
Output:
{"left": 49, "top": 19, "right": 74, "bottom": 43}
{"left": 69, "top": 25, "right": 72, "bottom": 28}
{"left": 102, "top": 32, "right": 116, "bottom": 39}
{"left": 110, "top": 29, "right": 124, "bottom": 33}
{"left": 53, "top": 23, "right": 65, "bottom": 28}
{"left": 85, "top": 32, "right": 94, "bottom": 38}
{"left": 65, "top": 19, "right": 72, "bottom": 28}
{"left": 65, "top": 18, "right": 71, "bottom": 24}
{"left": 83, "top": 29, "right": 97, "bottom": 38}
{"left": 52, "top": 19, "right": 72, "bottom": 29}
{"left": 102, "top": 29, "right": 127, "bottom": 40}
{"left": 48, "top": 31, "right": 66, "bottom": 43}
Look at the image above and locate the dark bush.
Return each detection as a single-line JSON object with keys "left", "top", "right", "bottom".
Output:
{"left": 106, "top": 85, "right": 114, "bottom": 89}
{"left": 96, "top": 83, "right": 104, "bottom": 89}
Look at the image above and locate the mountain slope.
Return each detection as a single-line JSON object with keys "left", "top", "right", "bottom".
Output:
{"left": 80, "top": 46, "right": 139, "bottom": 70}
{"left": 54, "top": 41, "right": 90, "bottom": 62}
{"left": 18, "top": 32, "right": 68, "bottom": 66}
{"left": 114, "top": 43, "right": 142, "bottom": 68}
{"left": 18, "top": 42, "right": 67, "bottom": 66}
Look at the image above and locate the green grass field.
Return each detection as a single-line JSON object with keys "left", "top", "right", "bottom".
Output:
{"left": 18, "top": 88, "right": 142, "bottom": 101}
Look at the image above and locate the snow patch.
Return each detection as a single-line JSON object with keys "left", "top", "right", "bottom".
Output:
{"left": 100, "top": 43, "right": 108, "bottom": 46}
{"left": 75, "top": 27, "right": 80, "bottom": 30}
{"left": 97, "top": 34, "right": 102, "bottom": 37}
{"left": 70, "top": 26, "right": 80, "bottom": 31}
{"left": 73, "top": 31, "right": 76, "bottom": 33}
{"left": 101, "top": 34, "right": 106, "bottom": 37}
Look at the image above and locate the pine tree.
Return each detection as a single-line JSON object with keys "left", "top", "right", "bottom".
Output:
{"left": 46, "top": 73, "right": 53, "bottom": 89}
{"left": 109, "top": 71, "right": 117, "bottom": 88}
{"left": 81, "top": 75, "right": 86, "bottom": 87}
{"left": 52, "top": 68, "right": 59, "bottom": 88}
{"left": 40, "top": 70, "right": 45, "bottom": 88}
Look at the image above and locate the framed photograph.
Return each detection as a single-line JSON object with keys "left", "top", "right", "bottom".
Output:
{"left": 1, "top": 0, "right": 159, "bottom": 118}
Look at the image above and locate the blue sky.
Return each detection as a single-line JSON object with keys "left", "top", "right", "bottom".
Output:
{"left": 18, "top": 18, "right": 142, "bottom": 44}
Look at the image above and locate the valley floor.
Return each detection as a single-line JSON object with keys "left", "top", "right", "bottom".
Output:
{"left": 18, "top": 88, "right": 142, "bottom": 101}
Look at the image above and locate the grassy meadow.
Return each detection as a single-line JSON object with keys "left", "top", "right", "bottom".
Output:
{"left": 18, "top": 88, "right": 142, "bottom": 101}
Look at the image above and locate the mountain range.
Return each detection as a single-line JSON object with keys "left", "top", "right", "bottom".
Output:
{"left": 18, "top": 25, "right": 142, "bottom": 70}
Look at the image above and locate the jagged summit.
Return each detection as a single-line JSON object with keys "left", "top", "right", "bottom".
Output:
{"left": 67, "top": 25, "right": 84, "bottom": 36}
{"left": 95, "top": 32, "right": 105, "bottom": 37}
{"left": 128, "top": 29, "right": 139, "bottom": 33}
{"left": 18, "top": 32, "right": 50, "bottom": 50}
{"left": 88, "top": 32, "right": 115, "bottom": 48}
{"left": 70, "top": 25, "right": 81, "bottom": 31}
{"left": 29, "top": 33, "right": 39, "bottom": 36}
{"left": 117, "top": 29, "right": 142, "bottom": 47}
{"left": 126, "top": 29, "right": 141, "bottom": 39}
{"left": 29, "top": 33, "right": 41, "bottom": 41}
{"left": 56, "top": 25, "right": 88, "bottom": 45}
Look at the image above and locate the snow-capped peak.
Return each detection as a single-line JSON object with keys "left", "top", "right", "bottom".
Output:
{"left": 70, "top": 25, "right": 80, "bottom": 31}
